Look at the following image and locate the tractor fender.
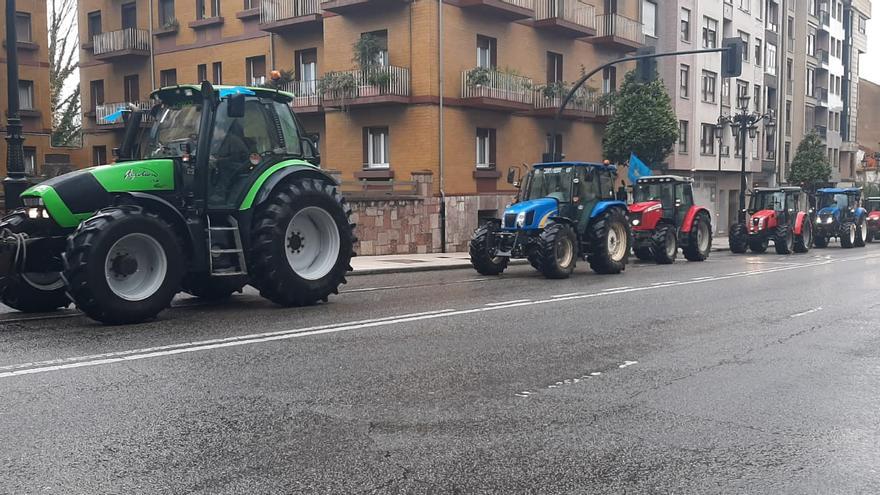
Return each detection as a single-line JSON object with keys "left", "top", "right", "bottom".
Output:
{"left": 118, "top": 192, "right": 196, "bottom": 259}
{"left": 793, "top": 211, "right": 808, "bottom": 235}
{"left": 855, "top": 207, "right": 867, "bottom": 221}
{"left": 547, "top": 216, "right": 576, "bottom": 226}
{"left": 240, "top": 162, "right": 336, "bottom": 211}
{"left": 681, "top": 206, "right": 710, "bottom": 233}
{"left": 590, "top": 200, "right": 627, "bottom": 219}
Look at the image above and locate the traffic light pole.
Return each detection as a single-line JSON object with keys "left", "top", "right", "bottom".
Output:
{"left": 4, "top": 0, "right": 29, "bottom": 211}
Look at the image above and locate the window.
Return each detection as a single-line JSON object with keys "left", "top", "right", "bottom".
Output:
{"left": 807, "top": 29, "right": 816, "bottom": 57}
{"left": 806, "top": 67, "right": 815, "bottom": 97}
{"left": 89, "top": 80, "right": 105, "bottom": 112}
{"left": 246, "top": 56, "right": 266, "bottom": 85}
{"left": 736, "top": 79, "right": 749, "bottom": 103}
{"left": 765, "top": 43, "right": 777, "bottom": 75}
{"left": 702, "top": 17, "right": 718, "bottom": 48}
{"left": 197, "top": 64, "right": 207, "bottom": 83}
{"left": 546, "top": 52, "right": 563, "bottom": 84}
{"left": 123, "top": 75, "right": 139, "bottom": 103}
{"left": 18, "top": 81, "right": 34, "bottom": 110}
{"left": 755, "top": 38, "right": 762, "bottom": 66}
{"left": 739, "top": 31, "right": 750, "bottom": 62}
{"left": 785, "top": 101, "right": 792, "bottom": 136}
{"left": 859, "top": 16, "right": 867, "bottom": 34}
{"left": 642, "top": 0, "right": 657, "bottom": 38}
{"left": 160, "top": 69, "right": 177, "bottom": 87}
{"left": 93, "top": 146, "right": 107, "bottom": 167}
{"left": 121, "top": 3, "right": 137, "bottom": 30}
{"left": 364, "top": 127, "right": 389, "bottom": 168}
{"left": 212, "top": 62, "right": 222, "bottom": 85}
{"left": 680, "top": 65, "right": 690, "bottom": 98}
{"left": 476, "top": 128, "right": 496, "bottom": 169}
{"left": 754, "top": 84, "right": 761, "bottom": 112}
{"left": 362, "top": 30, "right": 388, "bottom": 66}
{"left": 159, "top": 0, "right": 175, "bottom": 26}
{"left": 23, "top": 148, "right": 36, "bottom": 176}
{"left": 546, "top": 134, "right": 563, "bottom": 162}
{"left": 15, "top": 12, "right": 31, "bottom": 42}
{"left": 679, "top": 121, "right": 688, "bottom": 153}
{"left": 680, "top": 8, "right": 690, "bottom": 42}
{"left": 722, "top": 77, "right": 730, "bottom": 106}
{"left": 739, "top": 0, "right": 750, "bottom": 13}
{"left": 603, "top": 66, "right": 617, "bottom": 93}
{"left": 87, "top": 11, "right": 102, "bottom": 39}
{"left": 701, "top": 124, "right": 715, "bottom": 155}
{"left": 296, "top": 49, "right": 318, "bottom": 93}
{"left": 701, "top": 71, "right": 717, "bottom": 103}
{"left": 476, "top": 35, "right": 496, "bottom": 69}
{"left": 809, "top": 0, "right": 817, "bottom": 16}
{"left": 197, "top": 0, "right": 220, "bottom": 18}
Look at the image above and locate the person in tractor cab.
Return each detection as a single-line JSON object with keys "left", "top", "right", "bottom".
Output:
{"left": 211, "top": 119, "right": 251, "bottom": 202}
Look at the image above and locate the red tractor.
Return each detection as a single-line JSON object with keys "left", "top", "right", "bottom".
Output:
{"left": 628, "top": 176, "right": 713, "bottom": 264}
{"left": 728, "top": 186, "right": 812, "bottom": 254}
{"left": 865, "top": 197, "right": 880, "bottom": 242}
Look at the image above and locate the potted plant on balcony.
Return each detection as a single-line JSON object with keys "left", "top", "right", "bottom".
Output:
{"left": 317, "top": 71, "right": 357, "bottom": 108}
{"left": 466, "top": 67, "right": 492, "bottom": 97}
{"left": 155, "top": 17, "right": 179, "bottom": 36}
{"left": 261, "top": 69, "right": 294, "bottom": 90}
{"left": 353, "top": 34, "right": 396, "bottom": 97}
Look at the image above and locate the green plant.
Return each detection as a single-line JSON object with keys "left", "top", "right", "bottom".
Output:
{"left": 261, "top": 69, "right": 295, "bottom": 90}
{"left": 467, "top": 67, "right": 492, "bottom": 87}
{"left": 541, "top": 81, "right": 568, "bottom": 99}
{"left": 365, "top": 66, "right": 395, "bottom": 88}
{"left": 353, "top": 34, "right": 385, "bottom": 70}
{"left": 162, "top": 17, "right": 179, "bottom": 30}
{"left": 789, "top": 132, "right": 832, "bottom": 193}
{"left": 318, "top": 71, "right": 357, "bottom": 98}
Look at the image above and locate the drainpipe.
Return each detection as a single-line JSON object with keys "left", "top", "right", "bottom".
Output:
{"left": 148, "top": 0, "right": 156, "bottom": 90}
{"left": 269, "top": 33, "right": 275, "bottom": 69}
{"left": 438, "top": 0, "right": 447, "bottom": 253}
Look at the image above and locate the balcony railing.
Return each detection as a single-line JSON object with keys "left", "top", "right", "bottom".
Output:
{"left": 260, "top": 0, "right": 319, "bottom": 23}
{"left": 322, "top": 65, "right": 410, "bottom": 101}
{"left": 534, "top": 84, "right": 601, "bottom": 115}
{"left": 93, "top": 28, "right": 150, "bottom": 56}
{"left": 818, "top": 48, "right": 829, "bottom": 64}
{"left": 278, "top": 80, "right": 323, "bottom": 108}
{"left": 817, "top": 87, "right": 829, "bottom": 104}
{"left": 461, "top": 69, "right": 534, "bottom": 106}
{"left": 534, "top": 0, "right": 597, "bottom": 30}
{"left": 596, "top": 14, "right": 644, "bottom": 45}
{"left": 814, "top": 125, "right": 828, "bottom": 138}
{"left": 96, "top": 102, "right": 153, "bottom": 126}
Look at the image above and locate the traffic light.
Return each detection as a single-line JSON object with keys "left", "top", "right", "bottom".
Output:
{"left": 635, "top": 46, "right": 657, "bottom": 83}
{"left": 722, "top": 37, "right": 744, "bottom": 78}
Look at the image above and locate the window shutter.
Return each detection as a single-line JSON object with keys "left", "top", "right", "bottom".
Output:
{"left": 489, "top": 129, "right": 497, "bottom": 168}
{"left": 363, "top": 128, "right": 369, "bottom": 166}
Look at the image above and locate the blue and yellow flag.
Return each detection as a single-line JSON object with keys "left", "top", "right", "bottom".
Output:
{"left": 627, "top": 152, "right": 652, "bottom": 184}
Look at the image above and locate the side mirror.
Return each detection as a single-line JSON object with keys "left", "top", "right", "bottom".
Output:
{"left": 308, "top": 133, "right": 320, "bottom": 145}
{"left": 227, "top": 94, "right": 246, "bottom": 118}
{"left": 112, "top": 147, "right": 121, "bottom": 158}
{"left": 506, "top": 167, "right": 518, "bottom": 185}
{"left": 301, "top": 137, "right": 320, "bottom": 165}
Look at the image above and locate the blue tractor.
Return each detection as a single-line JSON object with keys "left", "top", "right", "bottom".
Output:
{"left": 813, "top": 187, "right": 868, "bottom": 248}
{"left": 469, "top": 162, "right": 630, "bottom": 279}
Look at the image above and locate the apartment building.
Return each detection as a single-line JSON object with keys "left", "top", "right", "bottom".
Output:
{"left": 78, "top": 0, "right": 645, "bottom": 251}
{"left": 1, "top": 0, "right": 53, "bottom": 180}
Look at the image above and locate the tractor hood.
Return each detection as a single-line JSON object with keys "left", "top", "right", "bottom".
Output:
{"left": 817, "top": 206, "right": 840, "bottom": 219}
{"left": 628, "top": 201, "right": 662, "bottom": 214}
{"left": 20, "top": 159, "right": 176, "bottom": 229}
{"left": 502, "top": 197, "right": 558, "bottom": 230}
{"left": 750, "top": 209, "right": 777, "bottom": 221}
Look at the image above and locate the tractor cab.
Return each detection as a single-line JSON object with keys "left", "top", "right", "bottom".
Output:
{"left": 747, "top": 187, "right": 806, "bottom": 234}
{"left": 815, "top": 187, "right": 862, "bottom": 224}
{"left": 629, "top": 175, "right": 695, "bottom": 230}
{"left": 813, "top": 187, "right": 867, "bottom": 248}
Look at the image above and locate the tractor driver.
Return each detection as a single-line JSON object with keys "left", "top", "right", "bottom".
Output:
{"left": 210, "top": 119, "right": 251, "bottom": 203}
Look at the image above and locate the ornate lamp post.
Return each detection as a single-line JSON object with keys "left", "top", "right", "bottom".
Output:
{"left": 4, "top": 0, "right": 29, "bottom": 210}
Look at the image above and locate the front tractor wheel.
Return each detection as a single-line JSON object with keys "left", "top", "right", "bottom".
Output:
{"left": 840, "top": 222, "right": 856, "bottom": 248}
{"left": 534, "top": 223, "right": 578, "bottom": 279}
{"left": 728, "top": 223, "right": 748, "bottom": 254}
{"left": 683, "top": 211, "right": 712, "bottom": 262}
{"left": 588, "top": 208, "right": 630, "bottom": 275}
{"left": 469, "top": 221, "right": 509, "bottom": 276}
{"left": 774, "top": 225, "right": 793, "bottom": 255}
{"left": 652, "top": 225, "right": 677, "bottom": 265}
{"left": 249, "top": 177, "right": 355, "bottom": 307}
{"left": 855, "top": 217, "right": 867, "bottom": 248}
{"left": 793, "top": 220, "right": 813, "bottom": 253}
{"left": 0, "top": 211, "right": 70, "bottom": 313}
{"left": 63, "top": 206, "right": 184, "bottom": 325}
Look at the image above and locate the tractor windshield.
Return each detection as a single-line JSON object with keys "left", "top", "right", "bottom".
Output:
{"left": 634, "top": 183, "right": 672, "bottom": 204}
{"left": 524, "top": 167, "right": 575, "bottom": 203}
{"left": 866, "top": 199, "right": 880, "bottom": 211}
{"left": 817, "top": 193, "right": 849, "bottom": 210}
{"left": 136, "top": 102, "right": 202, "bottom": 159}
{"left": 749, "top": 191, "right": 786, "bottom": 212}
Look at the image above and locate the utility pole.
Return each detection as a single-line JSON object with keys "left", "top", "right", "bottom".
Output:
{"left": 4, "top": 0, "right": 29, "bottom": 210}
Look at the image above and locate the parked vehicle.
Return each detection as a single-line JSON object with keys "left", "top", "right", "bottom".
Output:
{"left": 628, "top": 175, "right": 712, "bottom": 264}
{"left": 469, "top": 162, "right": 630, "bottom": 279}
{"left": 0, "top": 82, "right": 355, "bottom": 324}
{"left": 864, "top": 197, "right": 880, "bottom": 242}
{"left": 812, "top": 188, "right": 867, "bottom": 248}
{"left": 729, "top": 187, "right": 813, "bottom": 254}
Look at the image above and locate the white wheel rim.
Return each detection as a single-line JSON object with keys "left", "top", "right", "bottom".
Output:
{"left": 104, "top": 233, "right": 168, "bottom": 302}
{"left": 850, "top": 225, "right": 856, "bottom": 244}
{"left": 285, "top": 206, "right": 341, "bottom": 281}
{"left": 557, "top": 236, "right": 574, "bottom": 267}
{"left": 666, "top": 232, "right": 676, "bottom": 257}
{"left": 22, "top": 272, "right": 64, "bottom": 291}
{"left": 697, "top": 222, "right": 710, "bottom": 252}
{"left": 861, "top": 222, "right": 867, "bottom": 242}
{"left": 608, "top": 223, "right": 627, "bottom": 262}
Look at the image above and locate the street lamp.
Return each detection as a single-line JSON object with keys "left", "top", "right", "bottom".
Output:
{"left": 4, "top": 0, "right": 29, "bottom": 210}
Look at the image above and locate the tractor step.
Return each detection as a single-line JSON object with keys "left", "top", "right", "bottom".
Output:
{"left": 207, "top": 215, "right": 248, "bottom": 277}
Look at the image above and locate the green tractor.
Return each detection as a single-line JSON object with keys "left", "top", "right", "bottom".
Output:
{"left": 0, "top": 82, "right": 356, "bottom": 324}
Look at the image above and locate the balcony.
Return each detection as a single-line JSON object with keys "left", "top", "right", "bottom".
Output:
{"left": 95, "top": 102, "right": 154, "bottom": 128}
{"left": 814, "top": 125, "right": 828, "bottom": 139}
{"left": 533, "top": 0, "right": 597, "bottom": 38}
{"left": 321, "top": 65, "right": 410, "bottom": 108}
{"left": 819, "top": 9, "right": 830, "bottom": 27}
{"left": 92, "top": 28, "right": 150, "bottom": 61}
{"left": 320, "top": 0, "right": 407, "bottom": 14}
{"left": 458, "top": 0, "right": 534, "bottom": 21}
{"left": 460, "top": 69, "right": 534, "bottom": 111}
{"left": 530, "top": 83, "right": 606, "bottom": 120}
{"left": 277, "top": 80, "right": 324, "bottom": 115}
{"left": 817, "top": 48, "right": 830, "bottom": 66}
{"left": 587, "top": 14, "right": 644, "bottom": 51}
{"left": 259, "top": 0, "right": 321, "bottom": 33}
{"left": 817, "top": 87, "right": 829, "bottom": 106}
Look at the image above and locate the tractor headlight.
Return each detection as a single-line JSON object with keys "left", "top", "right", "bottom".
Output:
{"left": 516, "top": 212, "right": 527, "bottom": 227}
{"left": 632, "top": 219, "right": 640, "bottom": 226}
{"left": 26, "top": 207, "right": 50, "bottom": 219}
{"left": 816, "top": 218, "right": 822, "bottom": 224}
{"left": 826, "top": 217, "right": 834, "bottom": 224}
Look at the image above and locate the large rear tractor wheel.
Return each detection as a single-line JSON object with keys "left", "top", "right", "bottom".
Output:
{"left": 533, "top": 223, "right": 577, "bottom": 279}
{"left": 774, "top": 225, "right": 793, "bottom": 255}
{"left": 840, "top": 222, "right": 856, "bottom": 248}
{"left": 587, "top": 208, "right": 630, "bottom": 275}
{"left": 683, "top": 211, "right": 712, "bottom": 262}
{"left": 249, "top": 177, "right": 355, "bottom": 307}
{"left": 793, "top": 220, "right": 813, "bottom": 253}
{"left": 63, "top": 206, "right": 184, "bottom": 324}
{"left": 652, "top": 225, "right": 677, "bottom": 265}
{"left": 814, "top": 234, "right": 829, "bottom": 248}
{"left": 855, "top": 217, "right": 867, "bottom": 248}
{"left": 469, "top": 220, "right": 509, "bottom": 276}
{"left": 0, "top": 211, "right": 70, "bottom": 313}
{"left": 749, "top": 238, "right": 768, "bottom": 253}
{"left": 728, "top": 223, "right": 748, "bottom": 254}
{"left": 633, "top": 246, "right": 653, "bottom": 261}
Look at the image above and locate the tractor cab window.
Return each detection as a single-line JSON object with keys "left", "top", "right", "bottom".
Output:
{"left": 634, "top": 182, "right": 667, "bottom": 203}
{"left": 273, "top": 101, "right": 303, "bottom": 156}
{"left": 524, "top": 166, "right": 574, "bottom": 203}
{"left": 750, "top": 191, "right": 785, "bottom": 212}
{"left": 597, "top": 170, "right": 614, "bottom": 199}
{"left": 866, "top": 199, "right": 880, "bottom": 211}
{"left": 138, "top": 103, "right": 202, "bottom": 159}
{"left": 675, "top": 183, "right": 694, "bottom": 208}
{"left": 785, "top": 192, "right": 797, "bottom": 212}
{"left": 817, "top": 193, "right": 849, "bottom": 210}
{"left": 575, "top": 167, "right": 598, "bottom": 203}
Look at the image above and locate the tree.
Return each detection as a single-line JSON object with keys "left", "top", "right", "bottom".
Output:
{"left": 789, "top": 132, "right": 832, "bottom": 193}
{"left": 601, "top": 70, "right": 678, "bottom": 169}
{"left": 49, "top": 0, "right": 82, "bottom": 147}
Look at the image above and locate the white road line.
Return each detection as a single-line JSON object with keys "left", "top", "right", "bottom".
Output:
{"left": 1, "top": 254, "right": 875, "bottom": 380}
{"left": 691, "top": 276, "right": 713, "bottom": 281}
{"left": 485, "top": 299, "right": 530, "bottom": 306}
{"left": 551, "top": 292, "right": 583, "bottom": 298}
{"left": 790, "top": 307, "right": 823, "bottom": 318}
{"left": 602, "top": 286, "right": 631, "bottom": 292}
{"left": 618, "top": 360, "right": 639, "bottom": 368}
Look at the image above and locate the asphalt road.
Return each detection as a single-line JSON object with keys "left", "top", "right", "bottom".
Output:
{"left": 2, "top": 245, "right": 880, "bottom": 493}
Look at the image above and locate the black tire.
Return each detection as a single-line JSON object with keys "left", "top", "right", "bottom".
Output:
{"left": 855, "top": 217, "right": 867, "bottom": 248}
{"left": 652, "top": 225, "right": 677, "bottom": 265}
{"left": 182, "top": 273, "right": 246, "bottom": 301}
{"left": 774, "top": 224, "right": 793, "bottom": 254}
{"left": 0, "top": 211, "right": 70, "bottom": 313}
{"left": 683, "top": 211, "right": 712, "bottom": 262}
{"left": 587, "top": 208, "right": 629, "bottom": 275}
{"left": 814, "top": 234, "right": 829, "bottom": 248}
{"left": 634, "top": 246, "right": 653, "bottom": 261}
{"left": 63, "top": 205, "right": 184, "bottom": 324}
{"left": 867, "top": 230, "right": 875, "bottom": 243}
{"left": 249, "top": 176, "right": 355, "bottom": 307}
{"left": 840, "top": 222, "right": 856, "bottom": 248}
{"left": 728, "top": 223, "right": 748, "bottom": 254}
{"left": 469, "top": 221, "right": 509, "bottom": 276}
{"left": 749, "top": 238, "right": 768, "bottom": 253}
{"left": 533, "top": 223, "right": 578, "bottom": 279}
{"left": 793, "top": 220, "right": 813, "bottom": 253}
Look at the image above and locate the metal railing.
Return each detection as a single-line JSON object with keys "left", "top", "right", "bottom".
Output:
{"left": 490, "top": 0, "right": 534, "bottom": 10}
{"left": 278, "top": 80, "right": 323, "bottom": 107}
{"left": 93, "top": 28, "right": 150, "bottom": 55}
{"left": 817, "top": 87, "right": 829, "bottom": 103}
{"left": 340, "top": 178, "right": 419, "bottom": 199}
{"left": 322, "top": 65, "right": 410, "bottom": 100}
{"left": 534, "top": 84, "right": 600, "bottom": 114}
{"left": 259, "top": 0, "right": 319, "bottom": 23}
{"left": 818, "top": 48, "right": 829, "bottom": 64}
{"left": 534, "top": 0, "right": 596, "bottom": 30}
{"left": 461, "top": 69, "right": 534, "bottom": 105}
{"left": 596, "top": 14, "right": 644, "bottom": 45}
{"left": 814, "top": 125, "right": 828, "bottom": 138}
{"left": 96, "top": 102, "right": 153, "bottom": 125}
